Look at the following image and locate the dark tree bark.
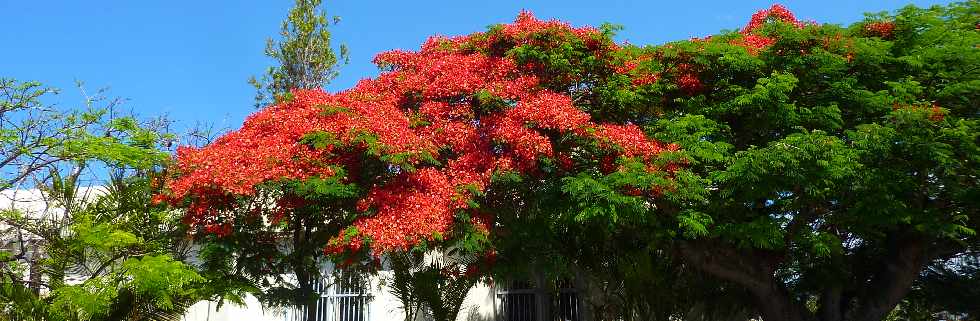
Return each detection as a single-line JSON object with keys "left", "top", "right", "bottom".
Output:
{"left": 848, "top": 236, "right": 929, "bottom": 321}
{"left": 678, "top": 241, "right": 811, "bottom": 321}
{"left": 292, "top": 217, "right": 318, "bottom": 321}
{"left": 678, "top": 233, "right": 937, "bottom": 321}
{"left": 28, "top": 243, "right": 41, "bottom": 294}
{"left": 818, "top": 286, "right": 843, "bottom": 321}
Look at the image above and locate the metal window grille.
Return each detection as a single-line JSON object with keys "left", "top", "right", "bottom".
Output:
{"left": 496, "top": 279, "right": 581, "bottom": 321}
{"left": 497, "top": 280, "right": 539, "bottom": 321}
{"left": 552, "top": 279, "right": 579, "bottom": 321}
{"left": 289, "top": 271, "right": 371, "bottom": 321}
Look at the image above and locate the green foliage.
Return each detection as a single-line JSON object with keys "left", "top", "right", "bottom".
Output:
{"left": 0, "top": 79, "right": 215, "bottom": 320}
{"left": 300, "top": 130, "right": 342, "bottom": 149}
{"left": 0, "top": 275, "right": 51, "bottom": 321}
{"left": 49, "top": 278, "right": 118, "bottom": 320}
{"left": 293, "top": 173, "right": 360, "bottom": 200}
{"left": 0, "top": 79, "right": 171, "bottom": 191}
{"left": 31, "top": 175, "right": 211, "bottom": 321}
{"left": 69, "top": 217, "right": 142, "bottom": 252}
{"left": 649, "top": 114, "right": 733, "bottom": 168}
{"left": 1, "top": 173, "right": 208, "bottom": 321}
{"left": 561, "top": 171, "right": 646, "bottom": 224}
{"left": 490, "top": 2, "right": 979, "bottom": 320}
{"left": 249, "top": 0, "right": 348, "bottom": 108}
{"left": 677, "top": 210, "right": 713, "bottom": 238}
{"left": 386, "top": 251, "right": 480, "bottom": 321}
{"left": 121, "top": 255, "right": 205, "bottom": 310}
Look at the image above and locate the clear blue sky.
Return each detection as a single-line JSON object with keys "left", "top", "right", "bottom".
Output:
{"left": 0, "top": 0, "right": 954, "bottom": 136}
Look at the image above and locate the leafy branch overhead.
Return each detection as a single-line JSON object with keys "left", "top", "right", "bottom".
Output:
{"left": 249, "top": 0, "right": 349, "bottom": 108}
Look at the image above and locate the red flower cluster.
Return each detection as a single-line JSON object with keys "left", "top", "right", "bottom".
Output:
{"left": 929, "top": 105, "right": 946, "bottom": 122}
{"left": 162, "top": 12, "right": 676, "bottom": 255}
{"left": 498, "top": 10, "right": 602, "bottom": 47}
{"left": 613, "top": 53, "right": 662, "bottom": 86}
{"left": 613, "top": 5, "right": 811, "bottom": 94}
{"left": 674, "top": 63, "right": 703, "bottom": 94}
{"left": 730, "top": 34, "right": 777, "bottom": 54}
{"left": 892, "top": 101, "right": 946, "bottom": 122}
{"left": 733, "top": 4, "right": 807, "bottom": 54}
{"left": 204, "top": 223, "right": 233, "bottom": 237}
{"left": 596, "top": 124, "right": 673, "bottom": 160}
{"left": 742, "top": 4, "right": 805, "bottom": 34}
{"left": 864, "top": 21, "right": 896, "bottom": 38}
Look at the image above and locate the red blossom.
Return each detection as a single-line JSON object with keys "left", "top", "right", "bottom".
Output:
{"left": 674, "top": 63, "right": 703, "bottom": 94}
{"left": 730, "top": 34, "right": 776, "bottom": 55}
{"left": 731, "top": 4, "right": 807, "bottom": 55}
{"left": 611, "top": 4, "right": 813, "bottom": 89}
{"left": 557, "top": 153, "right": 574, "bottom": 171}
{"left": 632, "top": 72, "right": 661, "bottom": 86}
{"left": 864, "top": 21, "right": 895, "bottom": 38}
{"left": 162, "top": 11, "right": 684, "bottom": 255}
{"left": 892, "top": 101, "right": 947, "bottom": 122}
{"left": 742, "top": 4, "right": 805, "bottom": 34}
{"left": 614, "top": 53, "right": 662, "bottom": 86}
{"left": 929, "top": 106, "right": 945, "bottom": 122}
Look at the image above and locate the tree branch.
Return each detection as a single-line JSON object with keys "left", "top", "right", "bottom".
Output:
{"left": 848, "top": 234, "right": 929, "bottom": 321}
{"left": 678, "top": 240, "right": 811, "bottom": 321}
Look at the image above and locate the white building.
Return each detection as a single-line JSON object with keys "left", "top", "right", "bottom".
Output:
{"left": 0, "top": 189, "right": 584, "bottom": 321}
{"left": 180, "top": 266, "right": 489, "bottom": 321}
{"left": 180, "top": 256, "right": 584, "bottom": 321}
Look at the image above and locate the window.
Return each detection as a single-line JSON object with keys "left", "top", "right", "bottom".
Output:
{"left": 552, "top": 279, "right": 580, "bottom": 321}
{"left": 290, "top": 270, "right": 371, "bottom": 321}
{"left": 497, "top": 280, "right": 539, "bottom": 321}
{"left": 495, "top": 278, "right": 580, "bottom": 321}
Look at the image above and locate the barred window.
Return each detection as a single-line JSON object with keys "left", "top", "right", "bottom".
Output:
{"left": 552, "top": 279, "right": 579, "bottom": 321}
{"left": 290, "top": 271, "right": 371, "bottom": 321}
{"left": 497, "top": 280, "right": 539, "bottom": 321}
{"left": 496, "top": 278, "right": 580, "bottom": 321}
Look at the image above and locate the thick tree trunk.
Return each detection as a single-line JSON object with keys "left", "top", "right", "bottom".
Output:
{"left": 679, "top": 234, "right": 933, "bottom": 321}
{"left": 818, "top": 286, "right": 843, "bottom": 321}
{"left": 678, "top": 241, "right": 811, "bottom": 321}
{"left": 751, "top": 282, "right": 811, "bottom": 321}
{"left": 847, "top": 236, "right": 929, "bottom": 321}
{"left": 292, "top": 218, "right": 318, "bottom": 321}
{"left": 298, "top": 267, "right": 316, "bottom": 321}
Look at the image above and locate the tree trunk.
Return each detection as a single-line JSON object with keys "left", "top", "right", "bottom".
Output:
{"left": 292, "top": 218, "right": 318, "bottom": 321}
{"left": 847, "top": 236, "right": 929, "bottom": 321}
{"left": 751, "top": 282, "right": 811, "bottom": 321}
{"left": 678, "top": 241, "right": 811, "bottom": 321}
{"left": 679, "top": 232, "right": 937, "bottom": 321}
{"left": 298, "top": 267, "right": 316, "bottom": 321}
{"left": 818, "top": 286, "right": 843, "bottom": 321}
{"left": 28, "top": 241, "right": 41, "bottom": 294}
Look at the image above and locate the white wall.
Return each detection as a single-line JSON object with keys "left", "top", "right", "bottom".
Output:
{"left": 1, "top": 189, "right": 502, "bottom": 321}
{"left": 180, "top": 275, "right": 499, "bottom": 321}
{"left": 183, "top": 295, "right": 284, "bottom": 321}
{"left": 458, "top": 283, "right": 496, "bottom": 321}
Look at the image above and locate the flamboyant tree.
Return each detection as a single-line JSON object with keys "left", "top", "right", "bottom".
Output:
{"left": 234, "top": 0, "right": 352, "bottom": 315}
{"left": 162, "top": 10, "right": 683, "bottom": 320}
{"left": 160, "top": 12, "right": 680, "bottom": 255}
{"left": 648, "top": 4, "right": 976, "bottom": 321}
{"left": 162, "top": 3, "right": 978, "bottom": 321}
{"left": 490, "top": 3, "right": 978, "bottom": 321}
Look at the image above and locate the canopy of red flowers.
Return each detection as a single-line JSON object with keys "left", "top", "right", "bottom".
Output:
{"left": 161, "top": 6, "right": 808, "bottom": 255}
